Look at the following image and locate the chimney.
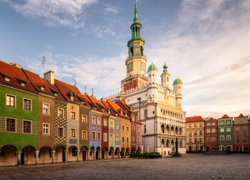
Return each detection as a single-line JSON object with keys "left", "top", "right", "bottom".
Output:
{"left": 44, "top": 70, "right": 55, "bottom": 85}
{"left": 11, "top": 63, "right": 22, "bottom": 69}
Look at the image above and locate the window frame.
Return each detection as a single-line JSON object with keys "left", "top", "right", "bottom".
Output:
{"left": 42, "top": 123, "right": 50, "bottom": 135}
{"left": 57, "top": 127, "right": 64, "bottom": 137}
{"left": 70, "top": 128, "right": 76, "bottom": 138}
{"left": 42, "top": 102, "right": 50, "bottom": 115}
{"left": 22, "top": 120, "right": 32, "bottom": 134}
{"left": 6, "top": 94, "right": 16, "bottom": 108}
{"left": 23, "top": 98, "right": 32, "bottom": 111}
{"left": 5, "top": 117, "right": 17, "bottom": 133}
{"left": 58, "top": 109, "right": 64, "bottom": 118}
{"left": 82, "top": 114, "right": 87, "bottom": 123}
{"left": 82, "top": 130, "right": 87, "bottom": 140}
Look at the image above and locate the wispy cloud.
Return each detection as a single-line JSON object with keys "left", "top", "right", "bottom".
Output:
{"left": 2, "top": 0, "right": 97, "bottom": 29}
{"left": 103, "top": 3, "right": 118, "bottom": 14}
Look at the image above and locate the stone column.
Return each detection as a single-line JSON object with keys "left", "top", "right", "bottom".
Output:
{"left": 64, "top": 150, "right": 68, "bottom": 163}
{"left": 77, "top": 150, "right": 80, "bottom": 162}
{"left": 35, "top": 150, "right": 39, "bottom": 165}
{"left": 17, "top": 150, "right": 22, "bottom": 166}
{"left": 51, "top": 150, "right": 55, "bottom": 164}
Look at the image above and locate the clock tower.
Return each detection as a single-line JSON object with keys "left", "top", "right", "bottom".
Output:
{"left": 121, "top": 0, "right": 148, "bottom": 93}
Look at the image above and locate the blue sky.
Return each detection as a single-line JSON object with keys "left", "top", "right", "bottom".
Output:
{"left": 0, "top": 0, "right": 250, "bottom": 117}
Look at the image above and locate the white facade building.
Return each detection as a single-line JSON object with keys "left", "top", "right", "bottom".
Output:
{"left": 108, "top": 1, "right": 186, "bottom": 156}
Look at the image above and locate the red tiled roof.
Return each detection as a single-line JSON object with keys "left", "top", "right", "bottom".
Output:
{"left": 23, "top": 69, "right": 65, "bottom": 101}
{"left": 0, "top": 60, "right": 37, "bottom": 94}
{"left": 221, "top": 114, "right": 229, "bottom": 119}
{"left": 55, "top": 79, "right": 82, "bottom": 103}
{"left": 238, "top": 113, "right": 244, "bottom": 117}
{"left": 186, "top": 116, "right": 204, "bottom": 123}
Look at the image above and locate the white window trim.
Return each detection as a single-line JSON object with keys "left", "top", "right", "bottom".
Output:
{"left": 5, "top": 117, "right": 17, "bottom": 133}
{"left": 6, "top": 94, "right": 16, "bottom": 108}
{"left": 82, "top": 130, "right": 88, "bottom": 140}
{"left": 58, "top": 108, "right": 64, "bottom": 118}
{"left": 42, "top": 123, "right": 50, "bottom": 135}
{"left": 82, "top": 114, "right": 87, "bottom": 123}
{"left": 42, "top": 102, "right": 50, "bottom": 115}
{"left": 23, "top": 98, "right": 32, "bottom": 111}
{"left": 22, "top": 119, "right": 32, "bottom": 134}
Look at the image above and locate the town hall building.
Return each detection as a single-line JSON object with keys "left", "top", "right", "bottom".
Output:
{"left": 108, "top": 1, "right": 186, "bottom": 156}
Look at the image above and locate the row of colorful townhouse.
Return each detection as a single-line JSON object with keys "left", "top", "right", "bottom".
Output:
{"left": 186, "top": 114, "right": 250, "bottom": 152}
{"left": 0, "top": 60, "right": 142, "bottom": 166}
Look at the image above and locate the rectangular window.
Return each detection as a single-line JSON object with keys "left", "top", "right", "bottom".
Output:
{"left": 211, "top": 122, "right": 216, "bottom": 126}
{"left": 103, "top": 132, "right": 107, "bottom": 142}
{"left": 82, "top": 115, "right": 87, "bottom": 123}
{"left": 70, "top": 129, "right": 76, "bottom": 137}
{"left": 92, "top": 116, "right": 96, "bottom": 124}
{"left": 116, "top": 135, "right": 119, "bottom": 141}
{"left": 127, "top": 137, "right": 129, "bottom": 143}
{"left": 97, "top": 132, "right": 101, "bottom": 140}
{"left": 220, "top": 128, "right": 224, "bottom": 133}
{"left": 42, "top": 103, "right": 50, "bottom": 115}
{"left": 212, "top": 128, "right": 215, "bottom": 133}
{"left": 226, "top": 128, "right": 231, "bottom": 132}
{"left": 58, "top": 128, "right": 64, "bottom": 137}
{"left": 206, "top": 129, "right": 211, "bottom": 133}
{"left": 58, "top": 109, "right": 64, "bottom": 118}
{"left": 122, "top": 137, "right": 125, "bottom": 142}
{"left": 199, "top": 123, "right": 203, "bottom": 127}
{"left": 23, "top": 120, "right": 31, "bottom": 133}
{"left": 144, "top": 125, "right": 146, "bottom": 133}
{"left": 6, "top": 118, "right": 16, "bottom": 132}
{"left": 207, "top": 122, "right": 211, "bottom": 126}
{"left": 220, "top": 120, "right": 224, "bottom": 126}
{"left": 6, "top": 95, "right": 15, "bottom": 107}
{"left": 23, "top": 99, "right": 32, "bottom": 110}
{"left": 82, "top": 130, "right": 87, "bottom": 140}
{"left": 226, "top": 135, "right": 231, "bottom": 141}
{"left": 97, "top": 117, "right": 101, "bottom": 126}
{"left": 103, "top": 119, "right": 107, "bottom": 126}
{"left": 92, "top": 131, "right": 96, "bottom": 140}
{"left": 127, "top": 126, "right": 129, "bottom": 132}
{"left": 71, "top": 112, "right": 76, "bottom": 119}
{"left": 42, "top": 123, "right": 50, "bottom": 135}
{"left": 226, "top": 120, "right": 231, "bottom": 125}
{"left": 220, "top": 135, "right": 225, "bottom": 141}
{"left": 116, "top": 123, "right": 119, "bottom": 129}
{"left": 122, "top": 126, "right": 125, "bottom": 131}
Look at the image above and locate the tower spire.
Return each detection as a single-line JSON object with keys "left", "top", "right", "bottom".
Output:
{"left": 134, "top": 0, "right": 139, "bottom": 22}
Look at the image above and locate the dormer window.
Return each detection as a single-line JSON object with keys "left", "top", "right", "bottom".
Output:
{"left": 40, "top": 86, "right": 45, "bottom": 91}
{"left": 4, "top": 77, "right": 10, "bottom": 82}
{"left": 21, "top": 82, "right": 26, "bottom": 87}
{"left": 54, "top": 93, "right": 58, "bottom": 97}
{"left": 70, "top": 95, "right": 74, "bottom": 101}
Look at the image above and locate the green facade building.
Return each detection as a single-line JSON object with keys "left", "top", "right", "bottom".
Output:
{"left": 218, "top": 114, "right": 233, "bottom": 152}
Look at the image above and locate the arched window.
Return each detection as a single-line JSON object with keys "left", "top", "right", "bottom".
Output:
{"left": 161, "top": 124, "right": 165, "bottom": 133}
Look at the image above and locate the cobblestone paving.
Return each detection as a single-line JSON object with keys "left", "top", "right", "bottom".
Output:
{"left": 0, "top": 154, "right": 250, "bottom": 180}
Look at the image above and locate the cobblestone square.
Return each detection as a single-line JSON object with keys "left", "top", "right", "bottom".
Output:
{"left": 0, "top": 154, "right": 250, "bottom": 180}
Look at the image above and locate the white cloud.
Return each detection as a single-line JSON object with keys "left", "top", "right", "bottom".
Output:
{"left": 146, "top": 0, "right": 250, "bottom": 117}
{"left": 103, "top": 3, "right": 118, "bottom": 14}
{"left": 27, "top": 51, "right": 127, "bottom": 97}
{"left": 3, "top": 0, "right": 97, "bottom": 29}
